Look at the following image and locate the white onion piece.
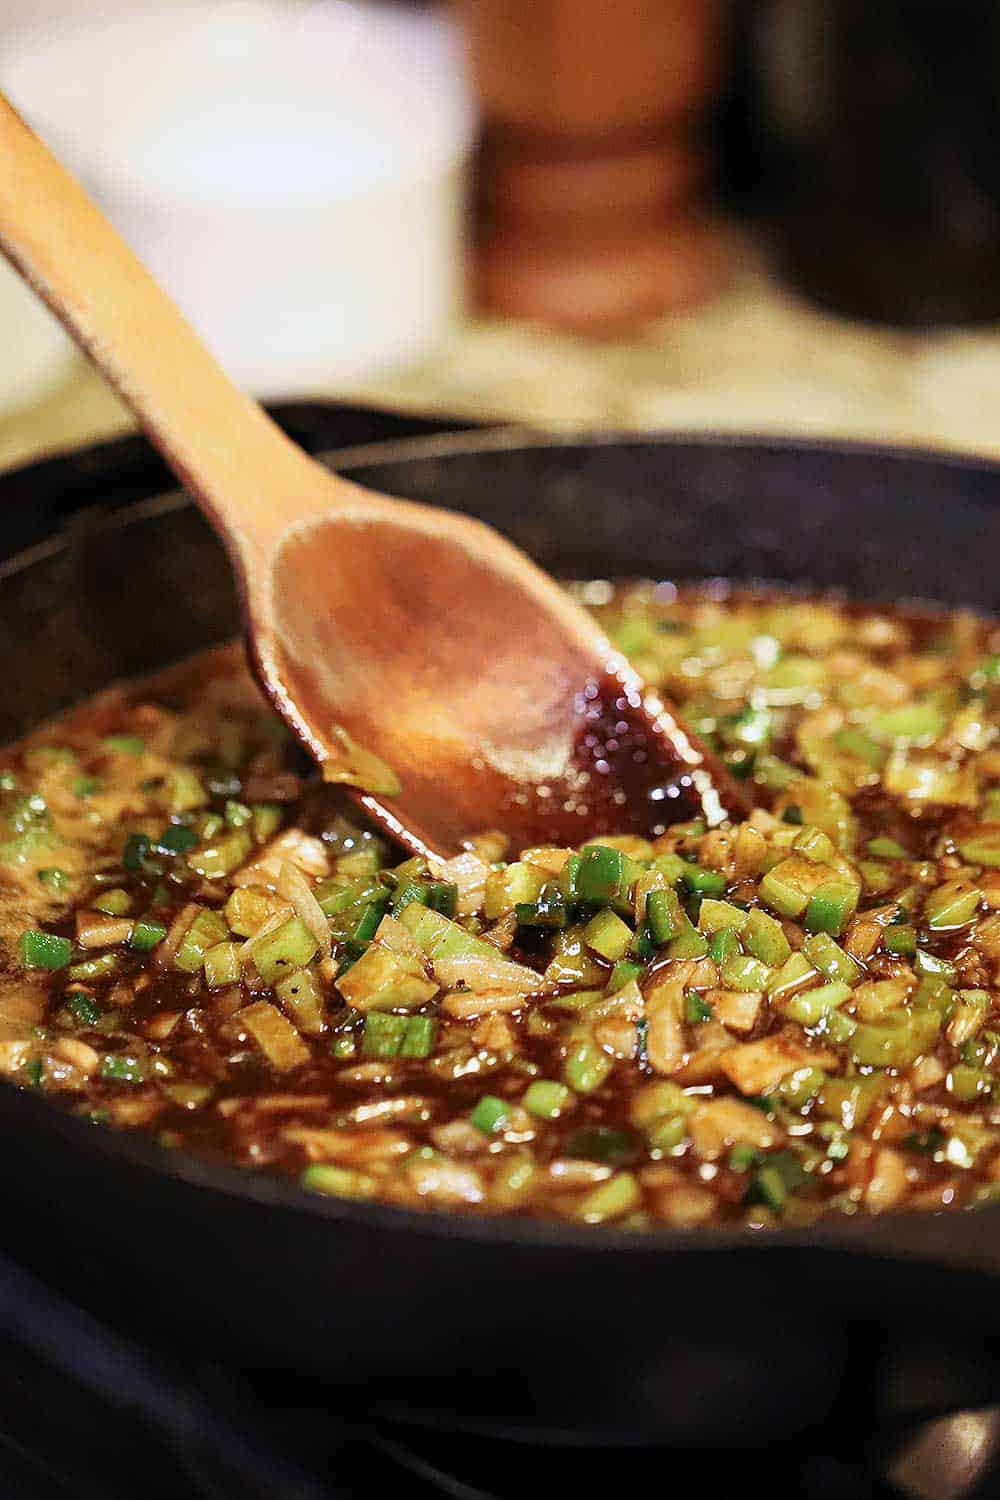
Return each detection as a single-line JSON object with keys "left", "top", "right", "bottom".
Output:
{"left": 238, "top": 902, "right": 294, "bottom": 962}
{"left": 231, "top": 829, "right": 330, "bottom": 888}
{"left": 433, "top": 952, "right": 543, "bottom": 996}
{"left": 439, "top": 852, "right": 490, "bottom": 916}
{"left": 374, "top": 913, "right": 427, "bottom": 965}
{"left": 277, "top": 861, "right": 331, "bottom": 959}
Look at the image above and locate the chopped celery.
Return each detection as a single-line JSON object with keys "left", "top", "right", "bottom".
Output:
{"left": 848, "top": 1008, "right": 941, "bottom": 1068}
{"left": 251, "top": 804, "right": 284, "bottom": 843}
{"left": 681, "top": 864, "right": 726, "bottom": 897}
{"left": 129, "top": 918, "right": 167, "bottom": 953}
{"left": 793, "top": 825, "right": 837, "bottom": 865}
{"left": 174, "top": 908, "right": 229, "bottom": 974}
{"left": 275, "top": 967, "right": 325, "bottom": 1034}
{"left": 67, "top": 951, "right": 118, "bottom": 983}
{"left": 684, "top": 992, "right": 713, "bottom": 1023}
{"left": 924, "top": 880, "right": 981, "bottom": 931}
{"left": 583, "top": 909, "right": 633, "bottom": 962}
{"left": 804, "top": 880, "right": 858, "bottom": 936}
{"left": 471, "top": 1094, "right": 511, "bottom": 1133}
{"left": 778, "top": 1066, "right": 826, "bottom": 1109}
{"left": 884, "top": 923, "right": 917, "bottom": 957}
{"left": 335, "top": 942, "right": 437, "bottom": 1012}
{"left": 608, "top": 959, "right": 643, "bottom": 992}
{"left": 745, "top": 908, "right": 791, "bottom": 967}
{"left": 103, "top": 734, "right": 145, "bottom": 755}
{"left": 646, "top": 888, "right": 683, "bottom": 945}
{"left": 709, "top": 927, "right": 741, "bottom": 964}
{"left": 515, "top": 883, "right": 568, "bottom": 930}
{"left": 803, "top": 932, "right": 861, "bottom": 986}
{"left": 37, "top": 868, "right": 69, "bottom": 893}
{"left": 300, "top": 1164, "right": 375, "bottom": 1200}
{"left": 948, "top": 1065, "right": 992, "bottom": 1102}
{"left": 666, "top": 918, "right": 709, "bottom": 961}
{"left": 186, "top": 828, "right": 253, "bottom": 880}
{"left": 783, "top": 980, "right": 851, "bottom": 1027}
{"left": 563, "top": 1037, "right": 614, "bottom": 1094}
{"left": 697, "top": 898, "right": 748, "bottom": 934}
{"left": 203, "top": 941, "right": 242, "bottom": 989}
{"left": 867, "top": 836, "right": 908, "bottom": 859}
{"left": 361, "top": 1011, "right": 408, "bottom": 1059}
{"left": 483, "top": 862, "right": 546, "bottom": 919}
{"left": 721, "top": 953, "right": 771, "bottom": 992}
{"left": 817, "top": 1074, "right": 890, "bottom": 1130}
{"left": 956, "top": 825, "right": 1000, "bottom": 869}
{"left": 765, "top": 950, "right": 817, "bottom": 1000}
{"left": 572, "top": 1171, "right": 641, "bottom": 1223}
{"left": 93, "top": 888, "right": 131, "bottom": 916}
{"left": 523, "top": 1080, "right": 574, "bottom": 1119}
{"left": 577, "top": 845, "right": 627, "bottom": 904}
{"left": 870, "top": 702, "right": 944, "bottom": 743}
{"left": 400, "top": 1015, "right": 437, "bottom": 1059}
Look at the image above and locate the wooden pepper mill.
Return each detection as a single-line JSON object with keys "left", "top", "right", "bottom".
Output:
{"left": 458, "top": 0, "right": 727, "bottom": 333}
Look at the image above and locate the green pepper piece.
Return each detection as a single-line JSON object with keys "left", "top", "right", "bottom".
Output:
{"left": 21, "top": 929, "right": 72, "bottom": 970}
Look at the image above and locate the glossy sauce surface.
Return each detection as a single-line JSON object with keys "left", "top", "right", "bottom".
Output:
{"left": 4, "top": 583, "right": 1000, "bottom": 1229}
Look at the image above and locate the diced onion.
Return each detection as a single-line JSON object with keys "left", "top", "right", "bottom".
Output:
{"left": 433, "top": 952, "right": 543, "bottom": 995}
{"left": 439, "top": 852, "right": 490, "bottom": 916}
{"left": 277, "top": 861, "right": 331, "bottom": 959}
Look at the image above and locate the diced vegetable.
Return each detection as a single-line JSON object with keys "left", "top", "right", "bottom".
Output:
{"left": 471, "top": 1094, "right": 510, "bottom": 1133}
{"left": 583, "top": 909, "right": 633, "bottom": 962}
{"left": 21, "top": 930, "right": 72, "bottom": 970}
{"left": 523, "top": 1080, "right": 575, "bottom": 1119}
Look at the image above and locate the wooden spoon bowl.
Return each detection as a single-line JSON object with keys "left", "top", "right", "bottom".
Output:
{"left": 0, "top": 94, "right": 741, "bottom": 862}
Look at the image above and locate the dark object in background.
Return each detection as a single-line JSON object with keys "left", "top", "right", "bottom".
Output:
{"left": 459, "top": 0, "right": 729, "bottom": 332}
{"left": 5, "top": 417, "right": 1000, "bottom": 1454}
{"left": 752, "top": 0, "right": 1000, "bottom": 326}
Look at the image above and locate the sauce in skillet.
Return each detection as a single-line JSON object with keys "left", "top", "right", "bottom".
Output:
{"left": 3, "top": 581, "right": 1000, "bottom": 1229}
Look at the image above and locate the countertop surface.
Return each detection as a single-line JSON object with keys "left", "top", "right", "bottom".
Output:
{"left": 4, "top": 254, "right": 1000, "bottom": 473}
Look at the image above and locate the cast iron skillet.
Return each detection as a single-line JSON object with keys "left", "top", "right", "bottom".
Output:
{"left": 1, "top": 411, "right": 1000, "bottom": 1446}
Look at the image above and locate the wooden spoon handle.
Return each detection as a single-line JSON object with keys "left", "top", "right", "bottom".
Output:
{"left": 0, "top": 92, "right": 334, "bottom": 557}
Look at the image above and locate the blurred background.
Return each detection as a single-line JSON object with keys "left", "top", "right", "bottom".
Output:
{"left": 2, "top": 0, "right": 1000, "bottom": 469}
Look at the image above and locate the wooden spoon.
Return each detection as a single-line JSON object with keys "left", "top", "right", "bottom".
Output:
{"left": 0, "top": 96, "right": 742, "bottom": 861}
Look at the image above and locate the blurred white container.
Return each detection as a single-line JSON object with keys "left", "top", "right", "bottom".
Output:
{"left": 0, "top": 259, "right": 76, "bottom": 419}
{"left": 0, "top": 2, "right": 475, "bottom": 395}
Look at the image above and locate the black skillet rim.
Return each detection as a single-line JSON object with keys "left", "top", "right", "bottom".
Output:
{"left": 5, "top": 422, "right": 1000, "bottom": 1264}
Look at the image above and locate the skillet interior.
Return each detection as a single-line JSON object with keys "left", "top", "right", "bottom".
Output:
{"left": 3, "top": 428, "right": 1000, "bottom": 1440}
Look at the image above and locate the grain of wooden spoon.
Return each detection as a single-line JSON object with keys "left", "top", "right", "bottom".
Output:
{"left": 0, "top": 95, "right": 743, "bottom": 861}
